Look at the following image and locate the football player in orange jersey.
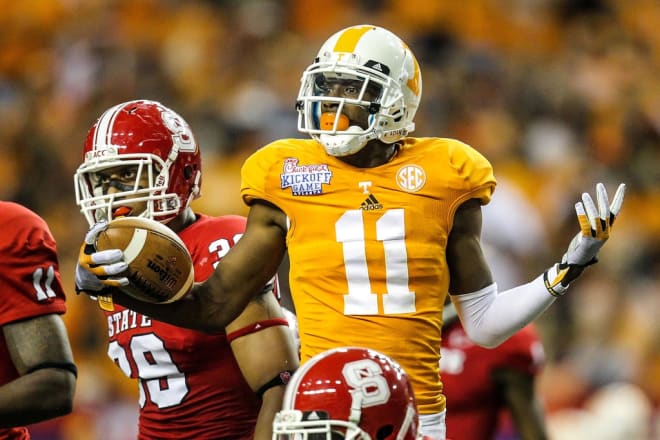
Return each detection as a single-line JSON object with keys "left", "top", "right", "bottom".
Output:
{"left": 75, "top": 26, "right": 625, "bottom": 439}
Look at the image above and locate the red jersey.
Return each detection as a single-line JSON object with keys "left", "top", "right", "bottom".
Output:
{"left": 105, "top": 214, "right": 260, "bottom": 439}
{"left": 441, "top": 319, "right": 544, "bottom": 440}
{"left": 0, "top": 202, "right": 67, "bottom": 440}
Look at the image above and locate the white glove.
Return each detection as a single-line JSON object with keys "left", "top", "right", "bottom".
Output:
{"left": 544, "top": 182, "right": 626, "bottom": 296}
{"left": 75, "top": 221, "right": 129, "bottom": 295}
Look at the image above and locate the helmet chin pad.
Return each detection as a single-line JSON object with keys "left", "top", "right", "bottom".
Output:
{"left": 319, "top": 126, "right": 368, "bottom": 157}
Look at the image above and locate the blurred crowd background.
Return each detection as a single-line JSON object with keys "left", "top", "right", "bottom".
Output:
{"left": 1, "top": 0, "right": 658, "bottom": 438}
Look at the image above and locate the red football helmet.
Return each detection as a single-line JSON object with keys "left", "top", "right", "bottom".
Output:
{"left": 273, "top": 347, "right": 421, "bottom": 440}
{"left": 74, "top": 100, "right": 201, "bottom": 225}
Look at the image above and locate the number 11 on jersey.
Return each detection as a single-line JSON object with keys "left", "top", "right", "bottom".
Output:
{"left": 336, "top": 209, "right": 416, "bottom": 315}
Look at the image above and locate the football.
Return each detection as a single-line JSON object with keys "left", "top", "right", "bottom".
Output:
{"left": 95, "top": 217, "right": 194, "bottom": 303}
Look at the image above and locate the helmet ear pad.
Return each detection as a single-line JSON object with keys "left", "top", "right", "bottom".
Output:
{"left": 183, "top": 165, "right": 194, "bottom": 180}
{"left": 182, "top": 163, "right": 202, "bottom": 203}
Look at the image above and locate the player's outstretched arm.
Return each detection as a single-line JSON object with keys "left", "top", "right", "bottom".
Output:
{"left": 449, "top": 183, "right": 625, "bottom": 348}
{"left": 75, "top": 202, "right": 288, "bottom": 332}
{"left": 192, "top": 202, "right": 289, "bottom": 331}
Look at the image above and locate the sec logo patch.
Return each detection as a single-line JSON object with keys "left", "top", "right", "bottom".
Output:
{"left": 396, "top": 165, "right": 426, "bottom": 192}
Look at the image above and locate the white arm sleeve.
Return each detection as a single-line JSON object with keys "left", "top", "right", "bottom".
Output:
{"left": 450, "top": 274, "right": 556, "bottom": 348}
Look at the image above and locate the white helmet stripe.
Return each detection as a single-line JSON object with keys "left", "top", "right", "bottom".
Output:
{"left": 93, "top": 102, "right": 125, "bottom": 149}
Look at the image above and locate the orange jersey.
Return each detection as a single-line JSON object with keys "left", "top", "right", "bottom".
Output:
{"left": 241, "top": 137, "right": 496, "bottom": 414}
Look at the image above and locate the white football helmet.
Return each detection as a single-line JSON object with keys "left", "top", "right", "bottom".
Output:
{"left": 296, "top": 25, "right": 422, "bottom": 157}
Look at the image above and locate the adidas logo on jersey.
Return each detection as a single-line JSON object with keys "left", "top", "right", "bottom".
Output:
{"left": 360, "top": 194, "right": 383, "bottom": 210}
